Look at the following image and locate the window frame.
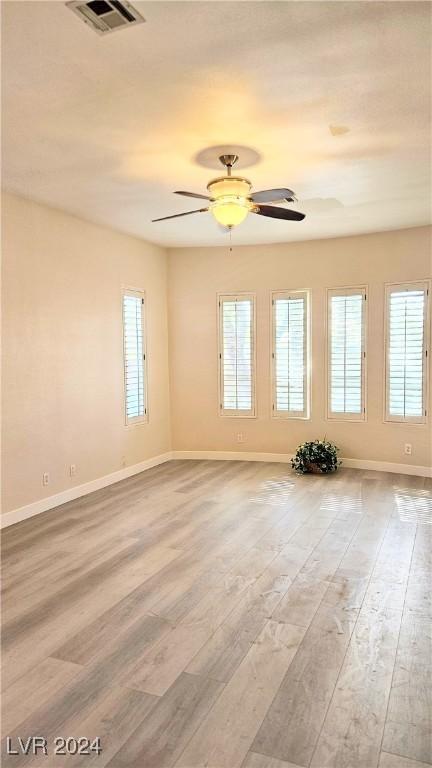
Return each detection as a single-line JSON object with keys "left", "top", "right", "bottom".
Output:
{"left": 271, "top": 289, "right": 310, "bottom": 420}
{"left": 326, "top": 285, "right": 367, "bottom": 422}
{"left": 122, "top": 287, "right": 148, "bottom": 427}
{"left": 383, "top": 280, "right": 429, "bottom": 426}
{"left": 217, "top": 292, "right": 257, "bottom": 418}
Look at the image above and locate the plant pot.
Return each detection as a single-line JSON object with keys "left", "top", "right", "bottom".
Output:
{"left": 305, "top": 462, "right": 323, "bottom": 474}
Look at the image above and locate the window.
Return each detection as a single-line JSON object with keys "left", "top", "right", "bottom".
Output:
{"left": 122, "top": 290, "right": 147, "bottom": 425}
{"left": 385, "top": 282, "right": 429, "bottom": 423}
{"left": 327, "top": 287, "right": 367, "bottom": 420}
{"left": 272, "top": 290, "right": 309, "bottom": 418}
{"left": 218, "top": 294, "right": 255, "bottom": 417}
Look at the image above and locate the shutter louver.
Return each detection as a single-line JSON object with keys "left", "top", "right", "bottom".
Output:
{"left": 328, "top": 288, "right": 366, "bottom": 419}
{"left": 219, "top": 295, "right": 255, "bottom": 416}
{"left": 386, "top": 285, "right": 428, "bottom": 423}
{"left": 123, "top": 292, "right": 146, "bottom": 424}
{"left": 273, "top": 292, "right": 308, "bottom": 418}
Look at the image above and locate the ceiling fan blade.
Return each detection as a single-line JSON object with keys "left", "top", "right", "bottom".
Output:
{"left": 175, "top": 190, "right": 214, "bottom": 201}
{"left": 152, "top": 207, "right": 208, "bottom": 222}
{"left": 250, "top": 188, "right": 295, "bottom": 203}
{"left": 253, "top": 205, "right": 305, "bottom": 221}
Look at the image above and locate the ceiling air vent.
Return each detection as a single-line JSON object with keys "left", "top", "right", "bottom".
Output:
{"left": 66, "top": 0, "right": 145, "bottom": 35}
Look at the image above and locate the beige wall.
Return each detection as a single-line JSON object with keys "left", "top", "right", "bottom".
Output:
{"left": 168, "top": 227, "right": 432, "bottom": 469}
{"left": 1, "top": 193, "right": 171, "bottom": 514}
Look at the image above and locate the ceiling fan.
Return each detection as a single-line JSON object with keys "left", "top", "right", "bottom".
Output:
{"left": 152, "top": 154, "right": 305, "bottom": 229}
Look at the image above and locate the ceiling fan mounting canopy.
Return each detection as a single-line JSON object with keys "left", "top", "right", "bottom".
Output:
{"left": 218, "top": 154, "right": 239, "bottom": 171}
{"left": 152, "top": 152, "right": 305, "bottom": 229}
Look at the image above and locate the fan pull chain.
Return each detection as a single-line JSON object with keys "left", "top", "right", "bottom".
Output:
{"left": 229, "top": 227, "right": 232, "bottom": 253}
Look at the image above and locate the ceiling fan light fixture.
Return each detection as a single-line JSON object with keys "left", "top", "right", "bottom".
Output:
{"left": 152, "top": 153, "right": 305, "bottom": 227}
{"left": 210, "top": 199, "right": 251, "bottom": 228}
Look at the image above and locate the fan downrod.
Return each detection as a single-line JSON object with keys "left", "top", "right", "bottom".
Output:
{"left": 219, "top": 154, "right": 239, "bottom": 176}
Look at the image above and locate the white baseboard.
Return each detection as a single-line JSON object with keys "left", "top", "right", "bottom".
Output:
{"left": 172, "top": 450, "right": 295, "bottom": 463}
{"left": 1, "top": 452, "right": 173, "bottom": 529}
{"left": 3, "top": 449, "right": 430, "bottom": 529}
{"left": 341, "top": 457, "right": 431, "bottom": 477}
{"left": 172, "top": 450, "right": 431, "bottom": 478}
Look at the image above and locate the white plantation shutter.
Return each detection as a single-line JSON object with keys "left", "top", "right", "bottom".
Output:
{"left": 328, "top": 287, "right": 366, "bottom": 420}
{"left": 123, "top": 291, "right": 147, "bottom": 425}
{"left": 385, "top": 283, "right": 429, "bottom": 423}
{"left": 272, "top": 291, "right": 309, "bottom": 418}
{"left": 219, "top": 294, "right": 255, "bottom": 417}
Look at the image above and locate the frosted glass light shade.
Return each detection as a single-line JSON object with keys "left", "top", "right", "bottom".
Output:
{"left": 211, "top": 202, "right": 249, "bottom": 227}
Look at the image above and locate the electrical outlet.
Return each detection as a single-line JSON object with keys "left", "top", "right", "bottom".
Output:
{"left": 237, "top": 433, "right": 245, "bottom": 443}
{"left": 70, "top": 464, "right": 76, "bottom": 477}
{"left": 404, "top": 443, "right": 412, "bottom": 456}
{"left": 42, "top": 472, "right": 49, "bottom": 486}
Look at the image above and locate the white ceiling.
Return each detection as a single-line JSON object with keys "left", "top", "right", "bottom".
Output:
{"left": 2, "top": 1, "right": 431, "bottom": 247}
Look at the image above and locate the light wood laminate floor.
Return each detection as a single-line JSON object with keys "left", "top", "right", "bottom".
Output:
{"left": 1, "top": 460, "right": 431, "bottom": 768}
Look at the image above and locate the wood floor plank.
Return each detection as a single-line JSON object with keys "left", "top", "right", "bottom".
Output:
{"left": 186, "top": 545, "right": 304, "bottom": 681}
{"left": 239, "top": 505, "right": 362, "bottom": 659}
{"left": 7, "top": 687, "right": 158, "bottom": 768}
{"left": 406, "top": 522, "right": 431, "bottom": 574}
{"left": 118, "top": 538, "right": 280, "bottom": 697}
{"left": 106, "top": 672, "right": 223, "bottom": 768}
{"left": 175, "top": 621, "right": 305, "bottom": 768}
{"left": 404, "top": 570, "right": 432, "bottom": 619}
{"left": 53, "top": 504, "right": 292, "bottom": 670}
{"left": 2, "top": 541, "right": 180, "bottom": 646}
{"left": 251, "top": 505, "right": 398, "bottom": 767}
{"left": 379, "top": 752, "right": 432, "bottom": 768}
{"left": 243, "top": 752, "right": 304, "bottom": 768}
{"left": 251, "top": 488, "right": 326, "bottom": 552}
{"left": 53, "top": 527, "right": 265, "bottom": 667}
{"left": 1, "top": 657, "right": 82, "bottom": 736}
{"left": 123, "top": 567, "right": 268, "bottom": 696}
{"left": 382, "top": 614, "right": 432, "bottom": 765}
{"left": 52, "top": 551, "right": 206, "bottom": 666}
{"left": 1, "top": 518, "right": 80, "bottom": 559}
{"left": 47, "top": 686, "right": 157, "bottom": 767}
{"left": 393, "top": 486, "right": 432, "bottom": 526}
{"left": 2, "top": 543, "right": 181, "bottom": 689}
{"left": 1, "top": 615, "right": 166, "bottom": 766}
{"left": 188, "top": 507, "right": 366, "bottom": 689}
{"left": 310, "top": 606, "right": 402, "bottom": 768}
{"left": 2, "top": 535, "right": 142, "bottom": 621}
{"left": 369, "top": 521, "right": 417, "bottom": 584}
{"left": 1, "top": 687, "right": 157, "bottom": 768}
{"left": 252, "top": 620, "right": 353, "bottom": 767}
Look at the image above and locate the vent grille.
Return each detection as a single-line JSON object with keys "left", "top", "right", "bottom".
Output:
{"left": 66, "top": 0, "right": 145, "bottom": 35}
